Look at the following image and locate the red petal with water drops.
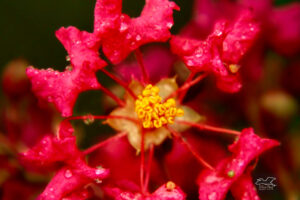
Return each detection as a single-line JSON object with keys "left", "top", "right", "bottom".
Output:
{"left": 231, "top": 171, "right": 260, "bottom": 200}
{"left": 171, "top": 10, "right": 259, "bottom": 93}
{"left": 104, "top": 182, "right": 186, "bottom": 200}
{"left": 151, "top": 182, "right": 186, "bottom": 200}
{"left": 27, "top": 27, "right": 106, "bottom": 117}
{"left": 197, "top": 128, "right": 279, "bottom": 200}
{"left": 222, "top": 10, "right": 260, "bottom": 64}
{"left": 21, "top": 121, "right": 109, "bottom": 199}
{"left": 37, "top": 165, "right": 107, "bottom": 200}
{"left": 94, "top": 0, "right": 179, "bottom": 64}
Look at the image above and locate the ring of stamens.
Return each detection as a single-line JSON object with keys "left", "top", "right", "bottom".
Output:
{"left": 135, "top": 84, "right": 184, "bottom": 129}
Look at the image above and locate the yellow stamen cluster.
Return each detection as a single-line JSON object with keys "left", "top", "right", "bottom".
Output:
{"left": 135, "top": 84, "right": 184, "bottom": 129}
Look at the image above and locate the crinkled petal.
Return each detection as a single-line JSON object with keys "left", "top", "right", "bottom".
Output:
{"left": 231, "top": 172, "right": 260, "bottom": 200}
{"left": 26, "top": 65, "right": 100, "bottom": 117}
{"left": 222, "top": 10, "right": 260, "bottom": 64}
{"left": 56, "top": 26, "right": 105, "bottom": 70}
{"left": 27, "top": 27, "right": 106, "bottom": 117}
{"left": 104, "top": 182, "right": 185, "bottom": 200}
{"left": 95, "top": 0, "right": 179, "bottom": 63}
{"left": 151, "top": 182, "right": 186, "bottom": 200}
{"left": 197, "top": 128, "right": 279, "bottom": 200}
{"left": 171, "top": 11, "right": 259, "bottom": 93}
{"left": 37, "top": 166, "right": 107, "bottom": 200}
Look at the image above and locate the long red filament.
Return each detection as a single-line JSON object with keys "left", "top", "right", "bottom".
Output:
{"left": 167, "top": 126, "right": 214, "bottom": 170}
{"left": 178, "top": 72, "right": 196, "bottom": 103}
{"left": 140, "top": 129, "right": 146, "bottom": 194}
{"left": 100, "top": 85, "right": 125, "bottom": 107}
{"left": 144, "top": 144, "right": 154, "bottom": 192}
{"left": 135, "top": 49, "right": 150, "bottom": 85}
{"left": 167, "top": 73, "right": 207, "bottom": 100}
{"left": 83, "top": 132, "right": 127, "bottom": 155}
{"left": 101, "top": 68, "right": 137, "bottom": 99}
{"left": 176, "top": 120, "right": 240, "bottom": 135}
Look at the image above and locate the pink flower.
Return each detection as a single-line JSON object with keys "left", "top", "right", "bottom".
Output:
{"left": 171, "top": 10, "right": 260, "bottom": 93}
{"left": 20, "top": 121, "right": 109, "bottom": 199}
{"left": 197, "top": 128, "right": 279, "bottom": 200}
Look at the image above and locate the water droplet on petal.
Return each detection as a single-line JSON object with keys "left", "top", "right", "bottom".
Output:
{"left": 64, "top": 169, "right": 72, "bottom": 178}
{"left": 208, "top": 192, "right": 217, "bottom": 200}
{"left": 95, "top": 169, "right": 102, "bottom": 175}
{"left": 119, "top": 23, "right": 128, "bottom": 32}
{"left": 136, "top": 34, "right": 141, "bottom": 41}
{"left": 167, "top": 22, "right": 173, "bottom": 28}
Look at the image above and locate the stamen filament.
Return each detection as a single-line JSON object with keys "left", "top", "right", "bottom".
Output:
{"left": 135, "top": 49, "right": 150, "bottom": 84}
{"left": 144, "top": 144, "right": 154, "bottom": 192}
{"left": 178, "top": 72, "right": 196, "bottom": 103}
{"left": 64, "top": 115, "right": 139, "bottom": 124}
{"left": 83, "top": 132, "right": 127, "bottom": 155}
{"left": 101, "top": 68, "right": 137, "bottom": 99}
{"left": 100, "top": 85, "right": 126, "bottom": 107}
{"left": 176, "top": 120, "right": 240, "bottom": 135}
{"left": 167, "top": 126, "right": 214, "bottom": 170}
{"left": 167, "top": 73, "right": 207, "bottom": 100}
{"left": 140, "top": 129, "right": 146, "bottom": 194}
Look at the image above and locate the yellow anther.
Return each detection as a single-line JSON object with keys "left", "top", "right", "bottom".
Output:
{"left": 153, "top": 119, "right": 162, "bottom": 128}
{"left": 167, "top": 117, "right": 174, "bottom": 124}
{"left": 151, "top": 86, "right": 160, "bottom": 94}
{"left": 135, "top": 84, "right": 184, "bottom": 129}
{"left": 169, "top": 107, "right": 177, "bottom": 116}
{"left": 137, "top": 109, "right": 145, "bottom": 119}
{"left": 143, "top": 121, "right": 153, "bottom": 129}
{"left": 176, "top": 108, "right": 184, "bottom": 117}
{"left": 166, "top": 181, "right": 176, "bottom": 191}
{"left": 160, "top": 117, "right": 168, "bottom": 125}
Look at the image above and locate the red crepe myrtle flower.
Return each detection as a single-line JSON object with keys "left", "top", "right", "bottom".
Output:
{"left": 20, "top": 121, "right": 109, "bottom": 199}
{"left": 18, "top": 0, "right": 282, "bottom": 199}
{"left": 197, "top": 128, "right": 279, "bottom": 200}
{"left": 171, "top": 10, "right": 260, "bottom": 93}
{"left": 26, "top": 0, "right": 178, "bottom": 117}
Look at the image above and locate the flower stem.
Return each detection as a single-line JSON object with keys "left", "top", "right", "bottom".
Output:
{"left": 101, "top": 68, "right": 137, "bottom": 99}
{"left": 83, "top": 132, "right": 127, "bottom": 155}
{"left": 135, "top": 49, "right": 150, "bottom": 85}
{"left": 144, "top": 144, "right": 154, "bottom": 192}
{"left": 100, "top": 85, "right": 126, "bottom": 107}
{"left": 167, "top": 126, "right": 214, "bottom": 170}
{"left": 176, "top": 120, "right": 240, "bottom": 135}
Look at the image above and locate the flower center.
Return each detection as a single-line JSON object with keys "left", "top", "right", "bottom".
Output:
{"left": 135, "top": 84, "right": 184, "bottom": 129}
